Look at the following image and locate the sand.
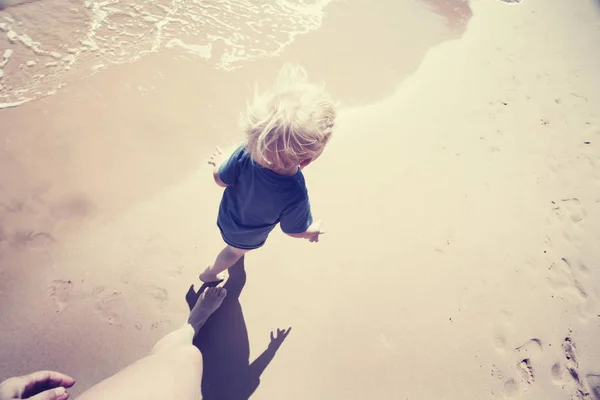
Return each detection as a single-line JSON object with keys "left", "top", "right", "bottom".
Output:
{"left": 1, "top": 0, "right": 600, "bottom": 398}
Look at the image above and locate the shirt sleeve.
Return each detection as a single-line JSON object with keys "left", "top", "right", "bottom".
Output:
{"left": 217, "top": 144, "right": 245, "bottom": 185}
{"left": 280, "top": 197, "right": 313, "bottom": 234}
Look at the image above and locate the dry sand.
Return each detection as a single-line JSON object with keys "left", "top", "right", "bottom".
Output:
{"left": 1, "top": 0, "right": 600, "bottom": 399}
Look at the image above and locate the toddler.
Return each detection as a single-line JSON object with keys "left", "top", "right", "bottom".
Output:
{"left": 200, "top": 64, "right": 336, "bottom": 282}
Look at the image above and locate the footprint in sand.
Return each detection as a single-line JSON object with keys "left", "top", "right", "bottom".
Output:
{"left": 495, "top": 338, "right": 543, "bottom": 396}
{"left": 514, "top": 339, "right": 542, "bottom": 390}
{"left": 12, "top": 231, "right": 55, "bottom": 250}
{"left": 47, "top": 279, "right": 73, "bottom": 313}
{"left": 167, "top": 265, "right": 185, "bottom": 280}
{"left": 91, "top": 286, "right": 105, "bottom": 296}
{"left": 547, "top": 257, "right": 596, "bottom": 321}
{"left": 148, "top": 286, "right": 169, "bottom": 304}
{"left": 549, "top": 198, "right": 587, "bottom": 247}
{"left": 562, "top": 337, "right": 581, "bottom": 384}
{"left": 503, "top": 378, "right": 519, "bottom": 396}
{"left": 557, "top": 198, "right": 587, "bottom": 224}
{"left": 494, "top": 335, "right": 508, "bottom": 353}
{"left": 517, "top": 359, "right": 534, "bottom": 386}
{"left": 547, "top": 258, "right": 587, "bottom": 294}
{"left": 497, "top": 336, "right": 600, "bottom": 398}
{"left": 94, "top": 292, "right": 126, "bottom": 326}
{"left": 551, "top": 362, "right": 563, "bottom": 384}
{"left": 551, "top": 337, "right": 594, "bottom": 399}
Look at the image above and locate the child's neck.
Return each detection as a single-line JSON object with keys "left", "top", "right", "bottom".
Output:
{"left": 253, "top": 157, "right": 299, "bottom": 176}
{"left": 275, "top": 165, "right": 300, "bottom": 176}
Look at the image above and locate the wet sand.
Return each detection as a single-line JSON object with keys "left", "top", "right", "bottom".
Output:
{"left": 1, "top": 0, "right": 600, "bottom": 399}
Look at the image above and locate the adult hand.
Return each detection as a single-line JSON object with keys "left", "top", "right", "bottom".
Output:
{"left": 0, "top": 371, "right": 75, "bottom": 400}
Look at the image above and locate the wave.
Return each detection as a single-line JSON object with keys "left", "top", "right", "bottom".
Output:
{"left": 0, "top": 0, "right": 333, "bottom": 108}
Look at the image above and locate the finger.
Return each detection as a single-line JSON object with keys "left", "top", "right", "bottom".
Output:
{"left": 208, "top": 160, "right": 215, "bottom": 166}
{"left": 23, "top": 371, "right": 76, "bottom": 391}
{"left": 270, "top": 331, "right": 275, "bottom": 341}
{"left": 284, "top": 327, "right": 292, "bottom": 336}
{"left": 28, "top": 387, "right": 69, "bottom": 400}
{"left": 216, "top": 146, "right": 223, "bottom": 154}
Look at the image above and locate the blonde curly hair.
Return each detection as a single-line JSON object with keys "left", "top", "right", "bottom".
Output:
{"left": 243, "top": 63, "right": 337, "bottom": 171}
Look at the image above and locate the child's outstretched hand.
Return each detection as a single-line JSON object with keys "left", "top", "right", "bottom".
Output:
{"left": 306, "top": 220, "right": 325, "bottom": 243}
{"left": 268, "top": 327, "right": 292, "bottom": 351}
{"left": 207, "top": 146, "right": 225, "bottom": 169}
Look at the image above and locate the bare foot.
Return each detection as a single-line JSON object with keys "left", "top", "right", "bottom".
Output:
{"left": 199, "top": 266, "right": 222, "bottom": 283}
{"left": 188, "top": 287, "right": 227, "bottom": 333}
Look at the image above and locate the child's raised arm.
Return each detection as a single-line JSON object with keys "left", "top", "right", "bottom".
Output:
{"left": 208, "top": 147, "right": 228, "bottom": 187}
{"left": 208, "top": 145, "right": 245, "bottom": 188}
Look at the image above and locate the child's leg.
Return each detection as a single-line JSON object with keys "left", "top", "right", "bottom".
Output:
{"left": 200, "top": 244, "right": 249, "bottom": 282}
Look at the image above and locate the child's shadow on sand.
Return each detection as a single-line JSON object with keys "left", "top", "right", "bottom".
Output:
{"left": 185, "top": 257, "right": 291, "bottom": 400}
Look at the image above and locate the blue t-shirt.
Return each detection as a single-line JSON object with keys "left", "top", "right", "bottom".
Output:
{"left": 217, "top": 144, "right": 313, "bottom": 250}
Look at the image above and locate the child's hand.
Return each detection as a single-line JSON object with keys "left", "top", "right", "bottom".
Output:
{"left": 306, "top": 220, "right": 325, "bottom": 243}
{"left": 268, "top": 327, "right": 292, "bottom": 351}
{"left": 207, "top": 146, "right": 225, "bottom": 169}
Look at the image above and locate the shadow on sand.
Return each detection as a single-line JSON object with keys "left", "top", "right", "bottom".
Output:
{"left": 185, "top": 257, "right": 291, "bottom": 400}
